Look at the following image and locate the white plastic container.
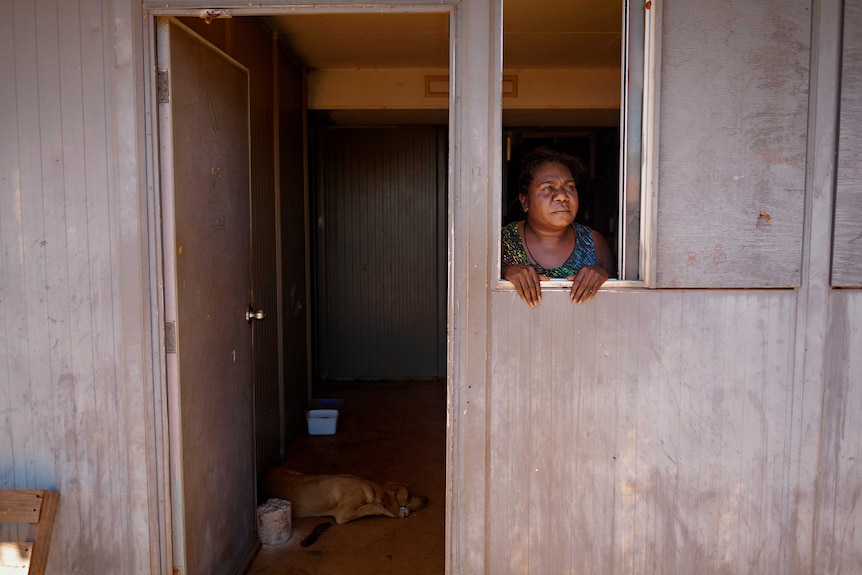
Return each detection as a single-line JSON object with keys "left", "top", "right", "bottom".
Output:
{"left": 307, "top": 409, "right": 339, "bottom": 435}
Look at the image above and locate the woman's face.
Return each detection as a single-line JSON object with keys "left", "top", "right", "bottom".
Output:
{"left": 520, "top": 161, "right": 578, "bottom": 230}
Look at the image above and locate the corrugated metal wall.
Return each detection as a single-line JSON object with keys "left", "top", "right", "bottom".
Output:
{"left": 314, "top": 126, "right": 446, "bottom": 381}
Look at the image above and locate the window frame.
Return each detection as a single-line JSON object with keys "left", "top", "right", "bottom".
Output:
{"left": 495, "top": 0, "right": 659, "bottom": 290}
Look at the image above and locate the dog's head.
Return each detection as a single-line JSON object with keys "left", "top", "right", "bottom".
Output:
{"left": 382, "top": 482, "right": 428, "bottom": 517}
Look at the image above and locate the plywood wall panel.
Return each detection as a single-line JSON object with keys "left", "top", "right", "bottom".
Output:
{"left": 654, "top": 0, "right": 810, "bottom": 287}
{"left": 490, "top": 289, "right": 806, "bottom": 573}
{"left": 813, "top": 291, "right": 862, "bottom": 573}
{"left": 832, "top": 1, "right": 862, "bottom": 286}
{"left": 0, "top": 0, "right": 157, "bottom": 572}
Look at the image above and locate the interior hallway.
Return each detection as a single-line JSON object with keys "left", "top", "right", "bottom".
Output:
{"left": 247, "top": 382, "right": 446, "bottom": 575}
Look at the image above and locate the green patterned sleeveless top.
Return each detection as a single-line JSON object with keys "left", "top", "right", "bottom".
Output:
{"left": 501, "top": 221, "right": 597, "bottom": 278}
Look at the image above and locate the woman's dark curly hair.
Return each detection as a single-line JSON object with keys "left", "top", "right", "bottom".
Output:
{"left": 518, "top": 146, "right": 587, "bottom": 195}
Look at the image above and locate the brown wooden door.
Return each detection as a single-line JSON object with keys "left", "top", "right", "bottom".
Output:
{"left": 157, "top": 18, "right": 257, "bottom": 575}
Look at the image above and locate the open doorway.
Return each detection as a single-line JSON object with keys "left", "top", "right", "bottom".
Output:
{"left": 150, "top": 8, "right": 451, "bottom": 575}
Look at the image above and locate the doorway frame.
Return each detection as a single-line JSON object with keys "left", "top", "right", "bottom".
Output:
{"left": 141, "top": 1, "right": 491, "bottom": 573}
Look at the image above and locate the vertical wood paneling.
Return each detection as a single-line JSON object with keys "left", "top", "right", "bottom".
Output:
{"left": 1, "top": 0, "right": 158, "bottom": 572}
{"left": 832, "top": 1, "right": 862, "bottom": 286}
{"left": 814, "top": 291, "right": 862, "bottom": 573}
{"left": 84, "top": 0, "right": 123, "bottom": 568}
{"left": 2, "top": 0, "right": 38, "bottom": 546}
{"left": 654, "top": 0, "right": 810, "bottom": 288}
{"left": 490, "top": 290, "right": 806, "bottom": 573}
{"left": 4, "top": 0, "right": 37, "bottom": 494}
{"left": 0, "top": 0, "right": 19, "bottom": 499}
{"left": 2, "top": 2, "right": 121, "bottom": 571}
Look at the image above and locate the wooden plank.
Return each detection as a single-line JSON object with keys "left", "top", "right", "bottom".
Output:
{"left": 0, "top": 490, "right": 59, "bottom": 575}
{"left": 0, "top": 542, "right": 34, "bottom": 569}
{"left": 832, "top": 0, "right": 862, "bottom": 285}
{"left": 653, "top": 0, "right": 810, "bottom": 287}
{"left": 26, "top": 491, "right": 58, "bottom": 575}
{"left": 0, "top": 490, "right": 45, "bottom": 524}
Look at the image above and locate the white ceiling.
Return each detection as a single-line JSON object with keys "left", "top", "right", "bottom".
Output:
{"left": 265, "top": 1, "right": 622, "bottom": 70}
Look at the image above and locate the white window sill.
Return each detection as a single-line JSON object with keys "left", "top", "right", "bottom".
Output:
{"left": 496, "top": 278, "right": 645, "bottom": 291}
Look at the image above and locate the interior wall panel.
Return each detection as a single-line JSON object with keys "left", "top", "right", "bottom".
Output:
{"left": 832, "top": 0, "right": 862, "bottom": 286}
{"left": 490, "top": 290, "right": 810, "bottom": 574}
{"left": 315, "top": 126, "right": 444, "bottom": 380}
{"left": 654, "top": 0, "right": 810, "bottom": 287}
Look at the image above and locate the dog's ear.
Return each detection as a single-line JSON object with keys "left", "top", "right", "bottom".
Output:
{"left": 382, "top": 483, "right": 409, "bottom": 505}
{"left": 381, "top": 484, "right": 408, "bottom": 514}
{"left": 395, "top": 486, "right": 410, "bottom": 506}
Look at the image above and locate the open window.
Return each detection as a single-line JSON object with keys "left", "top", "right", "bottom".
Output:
{"left": 501, "top": 0, "right": 650, "bottom": 283}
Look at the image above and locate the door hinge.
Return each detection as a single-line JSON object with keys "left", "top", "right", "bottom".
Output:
{"left": 165, "top": 321, "right": 177, "bottom": 354}
{"left": 157, "top": 69, "right": 170, "bottom": 104}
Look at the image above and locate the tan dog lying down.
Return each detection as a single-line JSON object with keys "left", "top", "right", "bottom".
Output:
{"left": 261, "top": 469, "right": 428, "bottom": 525}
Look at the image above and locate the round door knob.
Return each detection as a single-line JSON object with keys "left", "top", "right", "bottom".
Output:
{"left": 246, "top": 307, "right": 266, "bottom": 323}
